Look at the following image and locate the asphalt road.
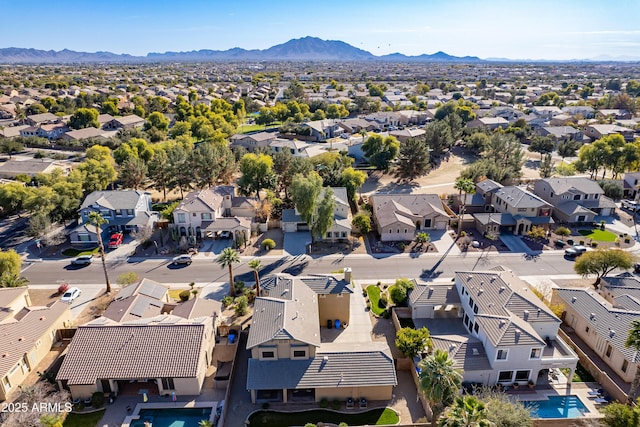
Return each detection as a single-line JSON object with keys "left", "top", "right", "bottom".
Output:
{"left": 21, "top": 250, "right": 582, "bottom": 287}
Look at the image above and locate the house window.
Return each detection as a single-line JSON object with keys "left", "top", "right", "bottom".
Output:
{"left": 473, "top": 305, "right": 479, "bottom": 314}
{"left": 78, "top": 233, "right": 90, "bottom": 242}
{"left": 496, "top": 349, "right": 508, "bottom": 360}
{"left": 35, "top": 339, "right": 42, "bottom": 348}
{"left": 498, "top": 371, "right": 513, "bottom": 382}
{"left": 605, "top": 345, "right": 612, "bottom": 358}
{"left": 585, "top": 326, "right": 590, "bottom": 333}
{"left": 473, "top": 323, "right": 479, "bottom": 333}
{"left": 469, "top": 297, "right": 474, "bottom": 310}
{"left": 550, "top": 192, "right": 554, "bottom": 198}
{"left": 397, "top": 229, "right": 400, "bottom": 234}
{"left": 293, "top": 350, "right": 306, "bottom": 358}
{"left": 127, "top": 209, "right": 134, "bottom": 215}
{"left": 100, "top": 210, "right": 111, "bottom": 217}
{"left": 177, "top": 213, "right": 186, "bottom": 223}
{"left": 115, "top": 209, "right": 123, "bottom": 216}
{"left": 530, "top": 348, "right": 541, "bottom": 359}
{"left": 622, "top": 360, "right": 629, "bottom": 373}
{"left": 8, "top": 364, "right": 20, "bottom": 376}
{"left": 192, "top": 213, "right": 197, "bottom": 217}
{"left": 404, "top": 229, "right": 408, "bottom": 234}
{"left": 388, "top": 229, "right": 392, "bottom": 234}
{"left": 515, "top": 370, "right": 531, "bottom": 382}
{"left": 518, "top": 208, "right": 527, "bottom": 212}
{"left": 424, "top": 219, "right": 432, "bottom": 228}
{"left": 161, "top": 378, "right": 175, "bottom": 390}
{"left": 262, "top": 351, "right": 275, "bottom": 359}
{"left": 2, "top": 376, "right": 10, "bottom": 390}
{"left": 341, "top": 232, "right": 347, "bottom": 238}
{"left": 573, "top": 194, "right": 581, "bottom": 200}
{"left": 201, "top": 213, "right": 212, "bottom": 220}
{"left": 326, "top": 232, "right": 331, "bottom": 238}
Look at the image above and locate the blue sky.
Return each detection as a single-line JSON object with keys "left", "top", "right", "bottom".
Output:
{"left": 2, "top": 0, "right": 639, "bottom": 60}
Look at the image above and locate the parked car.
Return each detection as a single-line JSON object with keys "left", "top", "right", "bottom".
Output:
{"left": 172, "top": 254, "right": 192, "bottom": 265}
{"left": 108, "top": 232, "right": 124, "bottom": 249}
{"left": 61, "top": 287, "right": 81, "bottom": 303}
{"left": 621, "top": 200, "right": 640, "bottom": 212}
{"left": 565, "top": 245, "right": 588, "bottom": 258}
{"left": 219, "top": 231, "right": 232, "bottom": 239}
{"left": 70, "top": 255, "right": 93, "bottom": 266}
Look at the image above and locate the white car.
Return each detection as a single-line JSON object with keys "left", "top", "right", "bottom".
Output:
{"left": 565, "top": 245, "right": 588, "bottom": 258}
{"left": 61, "top": 287, "right": 81, "bottom": 303}
{"left": 71, "top": 255, "right": 93, "bottom": 266}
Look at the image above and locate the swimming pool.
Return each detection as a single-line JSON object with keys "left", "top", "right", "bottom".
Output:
{"left": 130, "top": 407, "right": 212, "bottom": 427}
{"left": 522, "top": 395, "right": 589, "bottom": 419}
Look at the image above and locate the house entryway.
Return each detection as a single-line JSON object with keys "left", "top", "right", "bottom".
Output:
{"left": 116, "top": 379, "right": 160, "bottom": 396}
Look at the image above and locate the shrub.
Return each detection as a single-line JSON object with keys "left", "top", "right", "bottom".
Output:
{"left": 395, "top": 278, "right": 415, "bottom": 290}
{"left": 319, "top": 398, "right": 329, "bottom": 408}
{"left": 234, "top": 281, "right": 245, "bottom": 293}
{"left": 579, "top": 240, "right": 585, "bottom": 245}
{"left": 91, "top": 391, "right": 104, "bottom": 408}
{"left": 459, "top": 230, "right": 467, "bottom": 237}
{"left": 398, "top": 242, "right": 406, "bottom": 251}
{"left": 305, "top": 424, "right": 317, "bottom": 427}
{"left": 555, "top": 226, "right": 570, "bottom": 237}
{"left": 57, "top": 283, "right": 69, "bottom": 295}
{"left": 380, "top": 293, "right": 388, "bottom": 307}
{"left": 339, "top": 423, "right": 348, "bottom": 427}
{"left": 179, "top": 290, "right": 190, "bottom": 302}
{"left": 389, "top": 285, "right": 408, "bottom": 305}
{"left": 262, "top": 402, "right": 270, "bottom": 410}
{"left": 244, "top": 288, "right": 256, "bottom": 303}
{"left": 221, "top": 296, "right": 233, "bottom": 308}
{"left": 591, "top": 241, "right": 598, "bottom": 248}
{"left": 625, "top": 237, "right": 631, "bottom": 244}
{"left": 261, "top": 238, "right": 276, "bottom": 250}
{"left": 331, "top": 399, "right": 341, "bottom": 410}
{"left": 116, "top": 272, "right": 139, "bottom": 286}
{"left": 352, "top": 212, "right": 372, "bottom": 233}
{"left": 234, "top": 296, "right": 248, "bottom": 316}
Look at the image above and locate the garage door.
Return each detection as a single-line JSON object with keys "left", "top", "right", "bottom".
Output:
{"left": 297, "top": 223, "right": 309, "bottom": 231}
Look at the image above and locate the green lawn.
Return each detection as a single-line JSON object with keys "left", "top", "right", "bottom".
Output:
{"left": 63, "top": 409, "right": 105, "bottom": 427}
{"left": 366, "top": 285, "right": 387, "bottom": 316}
{"left": 248, "top": 408, "right": 399, "bottom": 427}
{"left": 238, "top": 123, "right": 280, "bottom": 133}
{"left": 61, "top": 247, "right": 100, "bottom": 257}
{"left": 561, "top": 363, "right": 596, "bottom": 383}
{"left": 578, "top": 229, "right": 617, "bottom": 242}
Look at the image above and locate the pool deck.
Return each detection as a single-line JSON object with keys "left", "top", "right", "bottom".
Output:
{"left": 120, "top": 400, "right": 218, "bottom": 427}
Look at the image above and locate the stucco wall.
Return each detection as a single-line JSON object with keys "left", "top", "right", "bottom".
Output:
{"left": 314, "top": 385, "right": 393, "bottom": 401}
{"left": 318, "top": 294, "right": 350, "bottom": 326}
{"left": 69, "top": 384, "right": 98, "bottom": 400}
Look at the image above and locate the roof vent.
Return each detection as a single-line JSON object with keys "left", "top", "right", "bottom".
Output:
{"left": 499, "top": 286, "right": 506, "bottom": 293}
{"left": 490, "top": 277, "right": 496, "bottom": 283}
{"left": 472, "top": 348, "right": 479, "bottom": 356}
{"left": 523, "top": 310, "right": 529, "bottom": 321}
{"left": 499, "top": 319, "right": 506, "bottom": 327}
{"left": 571, "top": 297, "right": 577, "bottom": 303}
{"left": 468, "top": 275, "right": 473, "bottom": 281}
{"left": 1, "top": 353, "right": 7, "bottom": 358}
{"left": 478, "top": 289, "right": 484, "bottom": 296}
{"left": 590, "top": 313, "right": 596, "bottom": 320}
{"left": 610, "top": 330, "right": 616, "bottom": 338}
{"left": 323, "top": 356, "right": 329, "bottom": 362}
{"left": 449, "top": 344, "right": 456, "bottom": 352}
{"left": 282, "top": 289, "right": 289, "bottom": 296}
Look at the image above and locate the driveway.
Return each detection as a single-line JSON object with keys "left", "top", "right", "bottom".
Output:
{"left": 428, "top": 230, "right": 461, "bottom": 256}
{"left": 283, "top": 231, "right": 311, "bottom": 256}
{"left": 499, "top": 234, "right": 535, "bottom": 255}
{"left": 200, "top": 238, "right": 233, "bottom": 255}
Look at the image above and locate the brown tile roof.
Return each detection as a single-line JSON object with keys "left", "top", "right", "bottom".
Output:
{"left": 56, "top": 324, "right": 206, "bottom": 385}
{"left": 172, "top": 298, "right": 221, "bottom": 320}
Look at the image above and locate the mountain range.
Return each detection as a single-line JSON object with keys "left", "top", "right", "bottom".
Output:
{"left": 0, "top": 37, "right": 481, "bottom": 64}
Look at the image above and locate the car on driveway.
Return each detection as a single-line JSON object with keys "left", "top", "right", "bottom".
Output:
{"left": 61, "top": 287, "right": 81, "bottom": 303}
{"left": 219, "top": 231, "right": 232, "bottom": 239}
{"left": 70, "top": 255, "right": 93, "bottom": 266}
{"left": 565, "top": 245, "right": 588, "bottom": 258}
{"left": 108, "top": 232, "right": 124, "bottom": 249}
{"left": 172, "top": 254, "right": 192, "bottom": 265}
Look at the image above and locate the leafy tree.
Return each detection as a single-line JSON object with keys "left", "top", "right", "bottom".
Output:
{"left": 0, "top": 182, "right": 29, "bottom": 215}
{"left": 352, "top": 212, "right": 372, "bottom": 233}
{"left": 23, "top": 186, "right": 55, "bottom": 216}
{"left": 418, "top": 349, "right": 463, "bottom": 427}
{"left": 144, "top": 111, "right": 169, "bottom": 132}
{"left": 0, "top": 272, "right": 28, "bottom": 288}
{"left": 602, "top": 400, "right": 640, "bottom": 427}
{"left": 396, "top": 137, "right": 431, "bottom": 182}
{"left": 340, "top": 167, "right": 366, "bottom": 202}
{"left": 291, "top": 172, "right": 323, "bottom": 226}
{"left": 119, "top": 157, "right": 147, "bottom": 190}
{"left": 454, "top": 177, "right": 475, "bottom": 235}
{"left": 362, "top": 134, "right": 399, "bottom": 170}
{"left": 599, "top": 180, "right": 624, "bottom": 201}
{"left": 528, "top": 136, "right": 555, "bottom": 160}
{"left": 0, "top": 139, "right": 24, "bottom": 159}
{"left": 1, "top": 382, "right": 69, "bottom": 427}
{"left": 26, "top": 102, "right": 47, "bottom": 115}
{"left": 625, "top": 322, "right": 640, "bottom": 404}
{"left": 438, "top": 396, "right": 493, "bottom": 427}
{"left": 464, "top": 132, "right": 489, "bottom": 153}
{"left": 473, "top": 387, "right": 533, "bottom": 427}
{"left": 527, "top": 225, "right": 547, "bottom": 241}
{"left": 554, "top": 162, "right": 576, "bottom": 176}
{"left": 416, "top": 232, "right": 431, "bottom": 246}
{"left": 311, "top": 188, "right": 336, "bottom": 244}
{"left": 166, "top": 144, "right": 193, "bottom": 198}
{"left": 148, "top": 150, "right": 171, "bottom": 201}
{"left": 216, "top": 247, "right": 241, "bottom": 297}
{"left": 237, "top": 153, "right": 276, "bottom": 198}
{"left": 0, "top": 249, "right": 22, "bottom": 277}
{"left": 574, "top": 249, "right": 633, "bottom": 288}
{"left": 423, "top": 120, "right": 454, "bottom": 158}
{"left": 627, "top": 80, "right": 640, "bottom": 97}
{"left": 389, "top": 285, "right": 408, "bottom": 305}
{"left": 69, "top": 107, "right": 100, "bottom": 129}
{"left": 88, "top": 212, "right": 111, "bottom": 294}
{"left": 555, "top": 227, "right": 571, "bottom": 237}
{"left": 248, "top": 259, "right": 262, "bottom": 297}
{"left": 539, "top": 153, "right": 555, "bottom": 178}
{"left": 557, "top": 140, "right": 581, "bottom": 160}
{"left": 272, "top": 151, "right": 313, "bottom": 199}
{"left": 395, "top": 327, "right": 432, "bottom": 359}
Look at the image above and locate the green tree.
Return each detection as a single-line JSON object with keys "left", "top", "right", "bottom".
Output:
{"left": 311, "top": 188, "right": 336, "bottom": 243}
{"left": 362, "top": 134, "right": 400, "bottom": 170}
{"left": 0, "top": 272, "right": 29, "bottom": 288}
{"left": 528, "top": 136, "right": 555, "bottom": 160}
{"left": 216, "top": 247, "right": 241, "bottom": 297}
{"left": 454, "top": 177, "right": 475, "bottom": 235}
{"left": 0, "top": 249, "right": 21, "bottom": 277}
{"left": 474, "top": 386, "right": 533, "bottom": 427}
{"left": 237, "top": 153, "right": 276, "bottom": 198}
{"left": 395, "top": 327, "right": 432, "bottom": 359}
{"left": 418, "top": 349, "right": 463, "bottom": 427}
{"left": 438, "top": 396, "right": 494, "bottom": 427}
{"left": 527, "top": 225, "right": 547, "bottom": 241}
{"left": 574, "top": 249, "right": 633, "bottom": 288}
{"left": 539, "top": 153, "right": 555, "bottom": 178}
{"left": 119, "top": 157, "right": 147, "bottom": 190}
{"left": 291, "top": 171, "right": 323, "bottom": 229}
{"left": 69, "top": 107, "right": 100, "bottom": 129}
{"left": 147, "top": 149, "right": 171, "bottom": 201}
{"left": 248, "top": 259, "right": 262, "bottom": 297}
{"left": 423, "top": 120, "right": 454, "bottom": 158}
{"left": 389, "top": 285, "right": 408, "bottom": 305}
{"left": 340, "top": 167, "right": 367, "bottom": 202}
{"left": 416, "top": 232, "right": 431, "bottom": 247}
{"left": 273, "top": 151, "right": 313, "bottom": 199}
{"left": 556, "top": 140, "right": 580, "bottom": 160}
{"left": 100, "top": 100, "right": 118, "bottom": 116}
{"left": 88, "top": 212, "right": 111, "bottom": 294}
{"left": 352, "top": 212, "right": 371, "bottom": 234}
{"left": 602, "top": 400, "right": 640, "bottom": 427}
{"left": 625, "top": 321, "right": 640, "bottom": 404}
{"left": 396, "top": 137, "right": 431, "bottom": 182}
{"left": 0, "top": 139, "right": 24, "bottom": 159}
{"left": 599, "top": 180, "right": 624, "bottom": 201}
{"left": 144, "top": 111, "right": 169, "bottom": 132}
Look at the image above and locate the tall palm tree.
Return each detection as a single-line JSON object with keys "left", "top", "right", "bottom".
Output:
{"left": 0, "top": 273, "right": 29, "bottom": 288}
{"left": 216, "top": 247, "right": 240, "bottom": 297}
{"left": 454, "top": 177, "right": 476, "bottom": 236}
{"left": 418, "top": 349, "right": 463, "bottom": 427}
{"left": 248, "top": 258, "right": 262, "bottom": 297}
{"left": 438, "top": 396, "right": 494, "bottom": 427}
{"left": 88, "top": 211, "right": 111, "bottom": 294}
{"left": 625, "top": 319, "right": 640, "bottom": 404}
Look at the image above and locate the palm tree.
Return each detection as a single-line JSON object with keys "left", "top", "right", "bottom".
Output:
{"left": 454, "top": 177, "right": 475, "bottom": 236}
{"left": 216, "top": 247, "right": 240, "bottom": 297}
{"left": 625, "top": 320, "right": 640, "bottom": 404}
{"left": 198, "top": 421, "right": 213, "bottom": 427}
{"left": 248, "top": 258, "right": 262, "bottom": 297}
{"left": 0, "top": 273, "right": 29, "bottom": 288}
{"left": 418, "top": 349, "right": 463, "bottom": 427}
{"left": 88, "top": 211, "right": 111, "bottom": 294}
{"left": 438, "top": 396, "right": 494, "bottom": 427}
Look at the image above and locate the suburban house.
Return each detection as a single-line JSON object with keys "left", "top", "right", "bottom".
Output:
{"left": 472, "top": 186, "right": 553, "bottom": 236}
{"left": 533, "top": 177, "right": 615, "bottom": 224}
{"left": 246, "top": 272, "right": 396, "bottom": 403}
{"left": 622, "top": 172, "right": 640, "bottom": 200}
{"left": 24, "top": 112, "right": 60, "bottom": 126}
{"left": 103, "top": 114, "right": 145, "bottom": 130}
{"left": 389, "top": 128, "right": 426, "bottom": 142}
{"left": 19, "top": 123, "right": 68, "bottom": 141}
{"left": 303, "top": 119, "right": 342, "bottom": 141}
{"left": 409, "top": 268, "right": 578, "bottom": 386}
{"left": 585, "top": 124, "right": 634, "bottom": 141}
{"left": 0, "top": 159, "right": 71, "bottom": 179}
{"left": 0, "top": 288, "right": 72, "bottom": 401}
{"left": 369, "top": 194, "right": 451, "bottom": 242}
{"left": 61, "top": 127, "right": 116, "bottom": 143}
{"left": 466, "top": 117, "right": 509, "bottom": 130}
{"left": 69, "top": 190, "right": 158, "bottom": 245}
{"left": 536, "top": 126, "right": 584, "bottom": 142}
{"left": 229, "top": 131, "right": 278, "bottom": 151}
{"left": 281, "top": 187, "right": 352, "bottom": 241}
{"left": 172, "top": 186, "right": 254, "bottom": 241}
{"left": 554, "top": 278, "right": 640, "bottom": 387}
{"left": 598, "top": 109, "right": 632, "bottom": 120}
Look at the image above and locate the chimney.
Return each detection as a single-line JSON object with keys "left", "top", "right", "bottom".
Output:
{"left": 344, "top": 267, "right": 352, "bottom": 283}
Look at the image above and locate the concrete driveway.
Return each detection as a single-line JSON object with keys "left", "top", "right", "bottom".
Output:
{"left": 200, "top": 238, "right": 233, "bottom": 255}
{"left": 283, "top": 231, "right": 311, "bottom": 256}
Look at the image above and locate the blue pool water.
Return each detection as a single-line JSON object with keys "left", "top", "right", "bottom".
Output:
{"left": 130, "top": 408, "right": 212, "bottom": 427}
{"left": 522, "top": 395, "right": 589, "bottom": 419}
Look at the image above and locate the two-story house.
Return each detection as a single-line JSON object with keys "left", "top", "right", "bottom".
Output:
{"left": 229, "top": 131, "right": 278, "bottom": 152}
{"left": 369, "top": 194, "right": 451, "bottom": 242}
{"left": 409, "top": 268, "right": 578, "bottom": 386}
{"left": 533, "top": 177, "right": 615, "bottom": 224}
{"left": 246, "top": 272, "right": 396, "bottom": 404}
{"left": 473, "top": 186, "right": 553, "bottom": 236}
{"left": 69, "top": 190, "right": 158, "bottom": 245}
{"left": 172, "top": 186, "right": 253, "bottom": 241}
{"left": 1, "top": 288, "right": 72, "bottom": 401}
{"left": 623, "top": 172, "right": 640, "bottom": 200}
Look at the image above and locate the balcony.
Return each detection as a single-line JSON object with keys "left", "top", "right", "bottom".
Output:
{"left": 539, "top": 336, "right": 579, "bottom": 369}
